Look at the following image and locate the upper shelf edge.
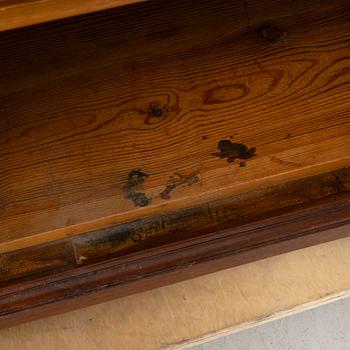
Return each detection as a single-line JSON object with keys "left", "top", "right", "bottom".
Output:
{"left": 0, "top": 0, "right": 147, "bottom": 32}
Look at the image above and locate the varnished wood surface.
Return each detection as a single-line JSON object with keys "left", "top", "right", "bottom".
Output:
{"left": 1, "top": 0, "right": 350, "bottom": 249}
{"left": 1, "top": 237, "right": 350, "bottom": 350}
{"left": 1, "top": 0, "right": 350, "bottom": 325}
{"left": 0, "top": 168, "right": 349, "bottom": 287}
{"left": 0, "top": 175, "right": 349, "bottom": 327}
{"left": 0, "top": 0, "right": 147, "bottom": 32}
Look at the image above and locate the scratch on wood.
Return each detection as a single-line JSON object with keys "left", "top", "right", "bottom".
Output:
{"left": 160, "top": 171, "right": 201, "bottom": 200}
{"left": 270, "top": 157, "right": 301, "bottom": 168}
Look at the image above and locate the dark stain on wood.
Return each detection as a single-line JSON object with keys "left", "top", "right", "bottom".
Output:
{"left": 123, "top": 169, "right": 151, "bottom": 207}
{"left": 215, "top": 140, "right": 256, "bottom": 164}
{"left": 160, "top": 171, "right": 200, "bottom": 200}
{"left": 77, "top": 225, "right": 136, "bottom": 254}
{"left": 259, "top": 24, "right": 283, "bottom": 43}
{"left": 1, "top": 168, "right": 350, "bottom": 287}
{"left": 127, "top": 169, "right": 149, "bottom": 186}
{"left": 124, "top": 188, "right": 150, "bottom": 208}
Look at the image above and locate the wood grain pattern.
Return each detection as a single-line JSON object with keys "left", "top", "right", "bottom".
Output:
{"left": 0, "top": 169, "right": 350, "bottom": 327}
{"left": 1, "top": 0, "right": 350, "bottom": 248}
{"left": 0, "top": 0, "right": 147, "bottom": 32}
{"left": 1, "top": 0, "right": 350, "bottom": 326}
{"left": 1, "top": 167, "right": 349, "bottom": 287}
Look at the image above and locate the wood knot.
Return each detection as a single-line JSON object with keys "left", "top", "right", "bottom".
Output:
{"left": 145, "top": 101, "right": 177, "bottom": 125}
{"left": 259, "top": 25, "right": 282, "bottom": 43}
{"left": 148, "top": 102, "right": 170, "bottom": 118}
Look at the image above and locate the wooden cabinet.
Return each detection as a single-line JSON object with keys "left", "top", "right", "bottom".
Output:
{"left": 1, "top": 0, "right": 350, "bottom": 327}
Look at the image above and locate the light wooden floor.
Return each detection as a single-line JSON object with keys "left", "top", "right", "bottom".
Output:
{"left": 1, "top": 235, "right": 350, "bottom": 350}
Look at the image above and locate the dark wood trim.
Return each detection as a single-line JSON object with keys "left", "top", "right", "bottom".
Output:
{"left": 0, "top": 168, "right": 349, "bottom": 328}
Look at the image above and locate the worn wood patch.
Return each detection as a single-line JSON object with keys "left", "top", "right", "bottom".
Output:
{"left": 0, "top": 168, "right": 349, "bottom": 287}
{"left": 0, "top": 242, "right": 75, "bottom": 287}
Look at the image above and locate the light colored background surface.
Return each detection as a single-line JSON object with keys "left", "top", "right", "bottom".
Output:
{"left": 189, "top": 296, "right": 350, "bottom": 350}
{"left": 1, "top": 236, "right": 350, "bottom": 350}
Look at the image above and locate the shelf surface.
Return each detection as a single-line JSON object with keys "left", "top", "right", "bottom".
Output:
{"left": 2, "top": 0, "right": 350, "bottom": 253}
